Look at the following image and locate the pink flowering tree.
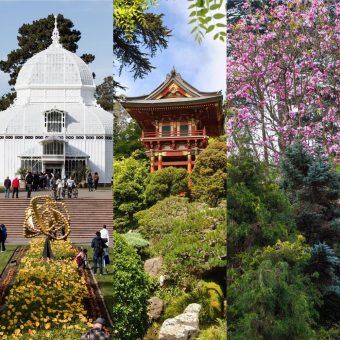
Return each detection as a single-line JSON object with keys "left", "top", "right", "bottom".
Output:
{"left": 227, "top": 0, "right": 339, "bottom": 163}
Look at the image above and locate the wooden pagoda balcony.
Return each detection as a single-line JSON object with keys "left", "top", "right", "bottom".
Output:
{"left": 141, "top": 128, "right": 207, "bottom": 140}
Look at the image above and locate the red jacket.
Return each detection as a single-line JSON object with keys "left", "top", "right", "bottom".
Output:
{"left": 12, "top": 178, "right": 20, "bottom": 189}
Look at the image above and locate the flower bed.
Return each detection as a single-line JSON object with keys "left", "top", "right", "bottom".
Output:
{"left": 0, "top": 238, "right": 91, "bottom": 339}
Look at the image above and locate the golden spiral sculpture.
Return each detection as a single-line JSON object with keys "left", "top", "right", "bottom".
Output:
{"left": 23, "top": 196, "right": 71, "bottom": 240}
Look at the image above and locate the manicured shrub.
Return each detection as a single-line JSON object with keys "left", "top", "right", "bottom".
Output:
{"left": 112, "top": 233, "right": 150, "bottom": 340}
{"left": 191, "top": 140, "right": 227, "bottom": 207}
{"left": 113, "top": 155, "right": 148, "bottom": 232}
{"left": 144, "top": 167, "right": 189, "bottom": 206}
{"left": 137, "top": 197, "right": 226, "bottom": 285}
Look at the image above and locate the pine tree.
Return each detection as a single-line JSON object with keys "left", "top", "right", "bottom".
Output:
{"left": 281, "top": 142, "right": 340, "bottom": 246}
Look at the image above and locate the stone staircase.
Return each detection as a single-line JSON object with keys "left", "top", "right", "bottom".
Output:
{"left": 0, "top": 197, "right": 113, "bottom": 245}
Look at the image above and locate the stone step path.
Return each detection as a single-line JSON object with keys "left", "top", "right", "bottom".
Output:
{"left": 0, "top": 190, "right": 113, "bottom": 245}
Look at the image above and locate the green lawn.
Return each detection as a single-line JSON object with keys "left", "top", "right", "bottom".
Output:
{"left": 80, "top": 245, "right": 113, "bottom": 321}
{"left": 0, "top": 244, "right": 17, "bottom": 275}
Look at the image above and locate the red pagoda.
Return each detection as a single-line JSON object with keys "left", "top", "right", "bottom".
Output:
{"left": 121, "top": 68, "right": 224, "bottom": 172}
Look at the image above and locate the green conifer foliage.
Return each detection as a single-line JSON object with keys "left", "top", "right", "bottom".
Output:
{"left": 191, "top": 140, "right": 227, "bottom": 207}
{"left": 281, "top": 142, "right": 340, "bottom": 246}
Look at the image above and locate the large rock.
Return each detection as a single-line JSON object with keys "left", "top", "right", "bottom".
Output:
{"left": 144, "top": 256, "right": 163, "bottom": 277}
{"left": 148, "top": 296, "right": 164, "bottom": 321}
{"left": 158, "top": 303, "right": 201, "bottom": 340}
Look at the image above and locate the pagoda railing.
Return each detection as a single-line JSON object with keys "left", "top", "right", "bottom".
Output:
{"left": 142, "top": 128, "right": 207, "bottom": 138}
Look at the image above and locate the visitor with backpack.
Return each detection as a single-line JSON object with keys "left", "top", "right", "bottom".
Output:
{"left": 91, "top": 231, "right": 106, "bottom": 275}
{"left": 0, "top": 224, "right": 7, "bottom": 252}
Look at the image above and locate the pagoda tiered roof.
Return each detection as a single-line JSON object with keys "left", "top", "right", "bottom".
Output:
{"left": 121, "top": 68, "right": 224, "bottom": 137}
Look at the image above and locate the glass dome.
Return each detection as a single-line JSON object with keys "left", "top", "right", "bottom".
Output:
{"left": 15, "top": 16, "right": 96, "bottom": 105}
{"left": 15, "top": 45, "right": 94, "bottom": 88}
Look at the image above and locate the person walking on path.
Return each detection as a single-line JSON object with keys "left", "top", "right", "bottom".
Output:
{"left": 81, "top": 317, "right": 111, "bottom": 339}
{"left": 93, "top": 172, "right": 99, "bottom": 191}
{"left": 100, "top": 225, "right": 110, "bottom": 274}
{"left": 25, "top": 171, "right": 33, "bottom": 198}
{"left": 4, "top": 176, "right": 11, "bottom": 198}
{"left": 11, "top": 177, "right": 20, "bottom": 198}
{"left": 87, "top": 173, "right": 93, "bottom": 192}
{"left": 91, "top": 231, "right": 105, "bottom": 275}
{"left": 0, "top": 224, "right": 7, "bottom": 252}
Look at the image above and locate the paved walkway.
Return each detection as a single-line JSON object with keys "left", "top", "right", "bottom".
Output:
{"left": 1, "top": 188, "right": 113, "bottom": 200}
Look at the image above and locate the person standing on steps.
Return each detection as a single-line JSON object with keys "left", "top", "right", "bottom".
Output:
{"left": 25, "top": 171, "right": 33, "bottom": 198}
{"left": 11, "top": 176, "right": 20, "bottom": 198}
{"left": 4, "top": 176, "right": 11, "bottom": 198}
{"left": 91, "top": 231, "right": 105, "bottom": 275}
{"left": 93, "top": 172, "right": 99, "bottom": 191}
{"left": 87, "top": 172, "right": 93, "bottom": 192}
{"left": 0, "top": 224, "right": 7, "bottom": 252}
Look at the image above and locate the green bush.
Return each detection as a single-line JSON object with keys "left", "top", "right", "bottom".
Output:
{"left": 228, "top": 239, "right": 318, "bottom": 340}
{"left": 199, "top": 282, "right": 224, "bottom": 323}
{"left": 163, "top": 292, "right": 191, "bottom": 319}
{"left": 198, "top": 319, "right": 226, "bottom": 340}
{"left": 162, "top": 281, "right": 224, "bottom": 324}
{"left": 227, "top": 152, "right": 296, "bottom": 258}
{"left": 135, "top": 196, "right": 204, "bottom": 242}
{"left": 144, "top": 167, "right": 189, "bottom": 206}
{"left": 123, "top": 231, "right": 149, "bottom": 250}
{"left": 113, "top": 155, "right": 148, "bottom": 231}
{"left": 136, "top": 197, "right": 226, "bottom": 285}
{"left": 112, "top": 233, "right": 150, "bottom": 340}
{"left": 191, "top": 140, "right": 227, "bottom": 207}
{"left": 123, "top": 231, "right": 150, "bottom": 259}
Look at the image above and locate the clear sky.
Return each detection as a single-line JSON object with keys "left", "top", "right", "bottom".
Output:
{"left": 0, "top": 0, "right": 112, "bottom": 95}
{"left": 114, "top": 0, "right": 226, "bottom": 97}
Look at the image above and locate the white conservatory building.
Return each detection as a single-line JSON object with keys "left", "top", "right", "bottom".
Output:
{"left": 0, "top": 17, "right": 113, "bottom": 184}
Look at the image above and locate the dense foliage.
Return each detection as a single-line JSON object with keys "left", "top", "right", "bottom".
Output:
{"left": 228, "top": 143, "right": 340, "bottom": 337}
{"left": 281, "top": 142, "right": 340, "bottom": 328}
{"left": 144, "top": 167, "right": 189, "bottom": 206}
{"left": 111, "top": 233, "right": 150, "bottom": 340}
{"left": 227, "top": 151, "right": 296, "bottom": 258}
{"left": 229, "top": 239, "right": 318, "bottom": 339}
{"left": 191, "top": 140, "right": 227, "bottom": 207}
{"left": 114, "top": 120, "right": 144, "bottom": 159}
{"left": 136, "top": 197, "right": 226, "bottom": 285}
{"left": 113, "top": 154, "right": 148, "bottom": 231}
{"left": 114, "top": 0, "right": 226, "bottom": 43}
{"left": 281, "top": 142, "right": 340, "bottom": 246}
